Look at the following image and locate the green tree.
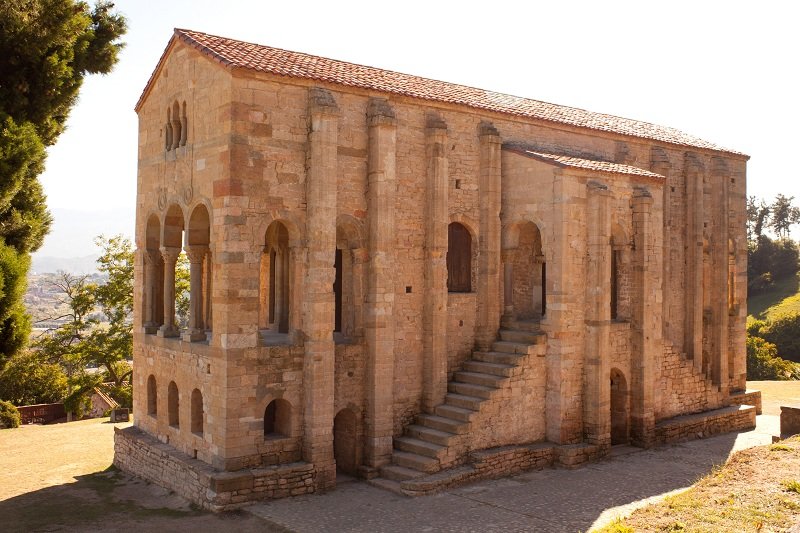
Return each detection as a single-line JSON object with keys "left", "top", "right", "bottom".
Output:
{"left": 0, "top": 349, "right": 68, "bottom": 405}
{"left": 747, "top": 195, "right": 771, "bottom": 242}
{"left": 176, "top": 251, "right": 190, "bottom": 328}
{"left": 0, "top": 1, "right": 126, "bottom": 365}
{"left": 769, "top": 194, "right": 800, "bottom": 240}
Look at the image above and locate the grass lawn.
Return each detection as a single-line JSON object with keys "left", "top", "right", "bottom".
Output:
{"left": 748, "top": 274, "right": 800, "bottom": 319}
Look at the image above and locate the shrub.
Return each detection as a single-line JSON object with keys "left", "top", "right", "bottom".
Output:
{"left": 747, "top": 335, "right": 800, "bottom": 380}
{"left": 759, "top": 312, "right": 800, "bottom": 363}
{"left": 0, "top": 399, "right": 20, "bottom": 428}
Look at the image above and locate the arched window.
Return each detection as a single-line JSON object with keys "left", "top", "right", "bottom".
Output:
{"left": 171, "top": 101, "right": 181, "bottom": 150}
{"left": 147, "top": 375, "right": 157, "bottom": 416}
{"left": 180, "top": 101, "right": 188, "bottom": 147}
{"left": 264, "top": 399, "right": 291, "bottom": 438}
{"left": 191, "top": 389, "right": 203, "bottom": 436}
{"left": 447, "top": 223, "right": 472, "bottom": 292}
{"left": 168, "top": 381, "right": 179, "bottom": 428}
{"left": 261, "top": 222, "right": 291, "bottom": 334}
{"left": 165, "top": 107, "right": 173, "bottom": 151}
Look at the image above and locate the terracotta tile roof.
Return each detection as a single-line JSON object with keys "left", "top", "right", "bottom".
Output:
{"left": 505, "top": 147, "right": 666, "bottom": 180}
{"left": 138, "top": 29, "right": 743, "bottom": 157}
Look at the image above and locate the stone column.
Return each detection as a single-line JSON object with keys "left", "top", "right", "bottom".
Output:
{"left": 364, "top": 97, "right": 397, "bottom": 471}
{"left": 650, "top": 148, "right": 672, "bottom": 342}
{"left": 157, "top": 246, "right": 181, "bottom": 338}
{"left": 502, "top": 250, "right": 514, "bottom": 322}
{"left": 684, "top": 153, "right": 705, "bottom": 374}
{"left": 476, "top": 122, "right": 502, "bottom": 349}
{"left": 630, "top": 187, "right": 659, "bottom": 446}
{"left": 711, "top": 158, "right": 729, "bottom": 395}
{"left": 543, "top": 169, "right": 584, "bottom": 445}
{"left": 422, "top": 115, "right": 448, "bottom": 412}
{"left": 143, "top": 249, "right": 159, "bottom": 334}
{"left": 274, "top": 247, "right": 286, "bottom": 332}
{"left": 182, "top": 245, "right": 208, "bottom": 342}
{"left": 302, "top": 87, "right": 339, "bottom": 490}
{"left": 204, "top": 251, "right": 213, "bottom": 332}
{"left": 583, "top": 181, "right": 611, "bottom": 449}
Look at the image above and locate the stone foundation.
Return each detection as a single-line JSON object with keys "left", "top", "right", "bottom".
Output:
{"left": 654, "top": 405, "right": 756, "bottom": 445}
{"left": 727, "top": 389, "right": 762, "bottom": 415}
{"left": 114, "top": 426, "right": 316, "bottom": 511}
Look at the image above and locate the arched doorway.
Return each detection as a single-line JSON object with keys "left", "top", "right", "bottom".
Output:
{"left": 610, "top": 368, "right": 629, "bottom": 445}
{"left": 333, "top": 408, "right": 358, "bottom": 476}
{"left": 503, "top": 221, "right": 545, "bottom": 323}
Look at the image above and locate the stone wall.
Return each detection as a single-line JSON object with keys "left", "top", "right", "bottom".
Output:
{"left": 654, "top": 405, "right": 755, "bottom": 445}
{"left": 655, "top": 342, "right": 719, "bottom": 421}
{"left": 727, "top": 389, "right": 762, "bottom": 415}
{"left": 114, "top": 426, "right": 316, "bottom": 511}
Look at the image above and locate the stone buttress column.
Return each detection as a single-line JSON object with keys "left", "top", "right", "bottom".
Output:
{"left": 364, "top": 98, "right": 397, "bottom": 471}
{"left": 729, "top": 160, "right": 748, "bottom": 390}
{"left": 630, "top": 187, "right": 660, "bottom": 446}
{"left": 157, "top": 246, "right": 181, "bottom": 338}
{"left": 711, "top": 158, "right": 729, "bottom": 395}
{"left": 543, "top": 169, "right": 583, "bottom": 445}
{"left": 182, "top": 245, "right": 208, "bottom": 342}
{"left": 583, "top": 181, "right": 611, "bottom": 449}
{"left": 422, "top": 115, "right": 448, "bottom": 412}
{"left": 476, "top": 122, "right": 502, "bottom": 350}
{"left": 684, "top": 154, "right": 705, "bottom": 374}
{"left": 302, "top": 87, "right": 339, "bottom": 489}
{"left": 143, "top": 249, "right": 159, "bottom": 334}
{"left": 649, "top": 148, "right": 672, "bottom": 334}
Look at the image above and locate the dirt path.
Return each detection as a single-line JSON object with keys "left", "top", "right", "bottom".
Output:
{"left": 749, "top": 379, "right": 800, "bottom": 416}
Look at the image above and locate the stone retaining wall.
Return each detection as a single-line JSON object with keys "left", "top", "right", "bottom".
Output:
{"left": 781, "top": 406, "right": 800, "bottom": 437}
{"left": 654, "top": 405, "right": 755, "bottom": 445}
{"left": 727, "top": 389, "right": 762, "bottom": 415}
{"left": 114, "top": 426, "right": 316, "bottom": 511}
{"left": 401, "top": 443, "right": 555, "bottom": 496}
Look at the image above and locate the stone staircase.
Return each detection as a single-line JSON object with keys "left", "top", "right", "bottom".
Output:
{"left": 371, "top": 321, "right": 545, "bottom": 493}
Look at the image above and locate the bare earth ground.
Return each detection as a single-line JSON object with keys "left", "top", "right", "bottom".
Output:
{"left": 0, "top": 418, "right": 283, "bottom": 532}
{"left": 0, "top": 382, "right": 798, "bottom": 532}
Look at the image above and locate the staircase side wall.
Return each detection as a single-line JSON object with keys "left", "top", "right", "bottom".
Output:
{"left": 462, "top": 347, "right": 548, "bottom": 455}
{"left": 655, "top": 342, "right": 721, "bottom": 421}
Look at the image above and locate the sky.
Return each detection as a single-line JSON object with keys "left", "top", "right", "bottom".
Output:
{"left": 35, "top": 0, "right": 800, "bottom": 257}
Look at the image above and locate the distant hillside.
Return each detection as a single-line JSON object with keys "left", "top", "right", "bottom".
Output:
{"left": 748, "top": 274, "right": 800, "bottom": 319}
{"left": 31, "top": 254, "right": 98, "bottom": 274}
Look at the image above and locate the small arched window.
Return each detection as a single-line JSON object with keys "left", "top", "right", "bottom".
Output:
{"left": 168, "top": 381, "right": 179, "bottom": 428}
{"left": 264, "top": 399, "right": 291, "bottom": 438}
{"left": 191, "top": 388, "right": 203, "bottom": 436}
{"left": 447, "top": 222, "right": 472, "bottom": 292}
{"left": 171, "top": 101, "right": 181, "bottom": 150}
{"left": 147, "top": 375, "right": 157, "bottom": 416}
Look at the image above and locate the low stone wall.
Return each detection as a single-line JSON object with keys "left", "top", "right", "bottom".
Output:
{"left": 727, "top": 389, "right": 762, "bottom": 415}
{"left": 654, "top": 405, "right": 756, "bottom": 445}
{"left": 400, "top": 443, "right": 555, "bottom": 496}
{"left": 114, "top": 426, "right": 316, "bottom": 511}
{"left": 781, "top": 406, "right": 800, "bottom": 437}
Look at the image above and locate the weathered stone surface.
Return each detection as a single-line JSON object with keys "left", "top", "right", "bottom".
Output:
{"left": 120, "top": 31, "right": 754, "bottom": 509}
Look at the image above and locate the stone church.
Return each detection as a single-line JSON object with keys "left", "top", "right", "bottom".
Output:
{"left": 114, "top": 29, "right": 760, "bottom": 509}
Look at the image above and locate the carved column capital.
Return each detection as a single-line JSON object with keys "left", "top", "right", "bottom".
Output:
{"left": 159, "top": 246, "right": 181, "bottom": 264}
{"left": 184, "top": 245, "right": 208, "bottom": 264}
{"left": 367, "top": 97, "right": 396, "bottom": 128}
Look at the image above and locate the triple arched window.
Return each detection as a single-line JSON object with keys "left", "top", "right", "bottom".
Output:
{"left": 165, "top": 100, "right": 187, "bottom": 151}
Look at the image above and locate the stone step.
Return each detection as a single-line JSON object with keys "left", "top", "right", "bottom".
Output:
{"left": 463, "top": 360, "right": 515, "bottom": 377}
{"left": 453, "top": 371, "right": 505, "bottom": 388}
{"left": 501, "top": 319, "right": 542, "bottom": 332}
{"left": 392, "top": 450, "right": 440, "bottom": 473}
{"left": 473, "top": 351, "right": 525, "bottom": 366}
{"left": 368, "top": 477, "right": 406, "bottom": 495}
{"left": 417, "top": 414, "right": 469, "bottom": 435}
{"left": 444, "top": 392, "right": 484, "bottom": 411}
{"left": 448, "top": 381, "right": 494, "bottom": 400}
{"left": 435, "top": 404, "right": 477, "bottom": 422}
{"left": 406, "top": 424, "right": 455, "bottom": 446}
{"left": 395, "top": 436, "right": 447, "bottom": 459}
{"left": 380, "top": 464, "right": 426, "bottom": 482}
{"left": 492, "top": 340, "right": 531, "bottom": 354}
{"left": 499, "top": 329, "right": 542, "bottom": 344}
